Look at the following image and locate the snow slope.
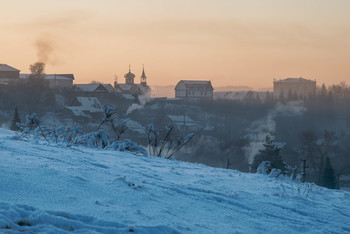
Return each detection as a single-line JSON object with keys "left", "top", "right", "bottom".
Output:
{"left": 0, "top": 128, "right": 349, "bottom": 233}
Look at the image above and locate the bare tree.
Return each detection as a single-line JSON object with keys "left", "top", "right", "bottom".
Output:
{"left": 145, "top": 124, "right": 194, "bottom": 159}
{"left": 98, "top": 105, "right": 128, "bottom": 141}
{"left": 28, "top": 62, "right": 47, "bottom": 88}
{"left": 29, "top": 62, "right": 46, "bottom": 80}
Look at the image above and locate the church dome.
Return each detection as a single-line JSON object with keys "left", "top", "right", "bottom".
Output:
{"left": 124, "top": 71, "right": 135, "bottom": 79}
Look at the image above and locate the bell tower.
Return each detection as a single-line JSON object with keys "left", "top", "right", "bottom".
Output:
{"left": 140, "top": 64, "right": 147, "bottom": 86}
{"left": 124, "top": 64, "right": 135, "bottom": 85}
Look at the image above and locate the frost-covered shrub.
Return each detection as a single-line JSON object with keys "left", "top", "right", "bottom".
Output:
{"left": 257, "top": 161, "right": 313, "bottom": 199}
{"left": 256, "top": 161, "right": 272, "bottom": 175}
{"left": 98, "top": 105, "right": 128, "bottom": 140}
{"left": 16, "top": 113, "right": 40, "bottom": 134}
{"left": 107, "top": 139, "right": 148, "bottom": 156}
{"left": 14, "top": 113, "right": 83, "bottom": 147}
{"left": 15, "top": 113, "right": 45, "bottom": 142}
{"left": 74, "top": 130, "right": 110, "bottom": 149}
{"left": 257, "top": 160, "right": 295, "bottom": 177}
{"left": 51, "top": 126, "right": 83, "bottom": 146}
{"left": 278, "top": 176, "right": 313, "bottom": 199}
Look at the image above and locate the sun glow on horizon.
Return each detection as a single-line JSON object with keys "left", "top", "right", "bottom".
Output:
{"left": 1, "top": 0, "right": 350, "bottom": 88}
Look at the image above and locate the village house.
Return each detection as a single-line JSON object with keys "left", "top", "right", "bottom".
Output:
{"left": 74, "top": 84, "right": 114, "bottom": 94}
{"left": 64, "top": 96, "right": 103, "bottom": 119}
{"left": 175, "top": 80, "right": 214, "bottom": 100}
{"left": 0, "top": 64, "right": 20, "bottom": 85}
{"left": 166, "top": 114, "right": 199, "bottom": 131}
{"left": 114, "top": 65, "right": 151, "bottom": 96}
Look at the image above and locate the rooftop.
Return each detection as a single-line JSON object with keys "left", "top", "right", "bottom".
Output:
{"left": 75, "top": 84, "right": 107, "bottom": 92}
{"left": 20, "top": 74, "right": 74, "bottom": 80}
{"left": 274, "top": 78, "right": 316, "bottom": 83}
{"left": 175, "top": 80, "right": 214, "bottom": 91}
{"left": 0, "top": 64, "right": 20, "bottom": 72}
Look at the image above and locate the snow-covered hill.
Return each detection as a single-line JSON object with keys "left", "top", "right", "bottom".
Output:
{"left": 0, "top": 128, "right": 349, "bottom": 233}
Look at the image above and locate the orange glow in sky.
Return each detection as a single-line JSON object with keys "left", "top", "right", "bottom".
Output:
{"left": 1, "top": 0, "right": 350, "bottom": 89}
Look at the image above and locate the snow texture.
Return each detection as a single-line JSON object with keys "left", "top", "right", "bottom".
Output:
{"left": 0, "top": 128, "right": 349, "bottom": 233}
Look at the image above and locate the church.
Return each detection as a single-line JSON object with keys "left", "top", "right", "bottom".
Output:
{"left": 114, "top": 65, "right": 151, "bottom": 96}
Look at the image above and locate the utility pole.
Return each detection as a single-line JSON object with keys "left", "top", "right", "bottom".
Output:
{"left": 301, "top": 159, "right": 306, "bottom": 183}
{"left": 226, "top": 158, "right": 231, "bottom": 169}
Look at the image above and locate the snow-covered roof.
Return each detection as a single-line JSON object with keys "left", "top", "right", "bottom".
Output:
{"left": 126, "top": 120, "right": 144, "bottom": 133}
{"left": 117, "top": 84, "right": 133, "bottom": 91}
{"left": 121, "top": 94, "right": 135, "bottom": 100}
{"left": 102, "top": 84, "right": 114, "bottom": 93}
{"left": 64, "top": 97, "right": 102, "bottom": 117}
{"left": 167, "top": 115, "right": 198, "bottom": 127}
{"left": 0, "top": 64, "right": 19, "bottom": 72}
{"left": 75, "top": 84, "right": 108, "bottom": 92}
{"left": 175, "top": 80, "right": 214, "bottom": 91}
{"left": 20, "top": 74, "right": 74, "bottom": 80}
{"left": 115, "top": 83, "right": 150, "bottom": 95}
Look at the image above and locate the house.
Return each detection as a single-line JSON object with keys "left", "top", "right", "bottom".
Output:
{"left": 175, "top": 80, "right": 214, "bottom": 100}
{"left": 64, "top": 97, "right": 103, "bottom": 118}
{"left": 166, "top": 114, "right": 199, "bottom": 131}
{"left": 125, "top": 120, "right": 144, "bottom": 134}
{"left": 0, "top": 64, "right": 20, "bottom": 85}
{"left": 20, "top": 74, "right": 74, "bottom": 89}
{"left": 273, "top": 78, "right": 316, "bottom": 98}
{"left": 74, "top": 84, "right": 113, "bottom": 93}
{"left": 114, "top": 65, "right": 151, "bottom": 96}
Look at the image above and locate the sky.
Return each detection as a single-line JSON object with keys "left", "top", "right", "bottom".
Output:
{"left": 1, "top": 0, "right": 350, "bottom": 89}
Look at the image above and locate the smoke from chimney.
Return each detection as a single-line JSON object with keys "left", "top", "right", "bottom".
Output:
{"left": 243, "top": 101, "right": 306, "bottom": 164}
{"left": 34, "top": 34, "right": 59, "bottom": 65}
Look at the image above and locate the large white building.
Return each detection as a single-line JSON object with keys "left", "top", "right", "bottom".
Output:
{"left": 273, "top": 78, "right": 316, "bottom": 98}
{"left": 20, "top": 74, "right": 74, "bottom": 89}
{"left": 175, "top": 80, "right": 214, "bottom": 100}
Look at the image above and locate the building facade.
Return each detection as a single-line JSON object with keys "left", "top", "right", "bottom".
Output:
{"left": 175, "top": 80, "right": 214, "bottom": 100}
{"left": 0, "top": 64, "right": 74, "bottom": 88}
{"left": 273, "top": 78, "right": 316, "bottom": 98}
{"left": 20, "top": 74, "right": 74, "bottom": 89}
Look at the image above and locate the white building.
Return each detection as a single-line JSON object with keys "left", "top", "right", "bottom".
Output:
{"left": 175, "top": 80, "right": 214, "bottom": 100}
{"left": 273, "top": 78, "right": 316, "bottom": 98}
{"left": 20, "top": 74, "right": 74, "bottom": 89}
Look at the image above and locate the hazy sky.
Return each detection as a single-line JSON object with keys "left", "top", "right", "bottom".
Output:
{"left": 1, "top": 0, "right": 350, "bottom": 88}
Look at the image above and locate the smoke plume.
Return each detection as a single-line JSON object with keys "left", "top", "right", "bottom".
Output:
{"left": 34, "top": 34, "right": 59, "bottom": 65}
{"left": 126, "top": 95, "right": 151, "bottom": 115}
{"left": 243, "top": 101, "right": 306, "bottom": 164}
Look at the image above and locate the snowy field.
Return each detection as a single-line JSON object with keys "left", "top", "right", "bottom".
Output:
{"left": 0, "top": 128, "right": 349, "bottom": 233}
